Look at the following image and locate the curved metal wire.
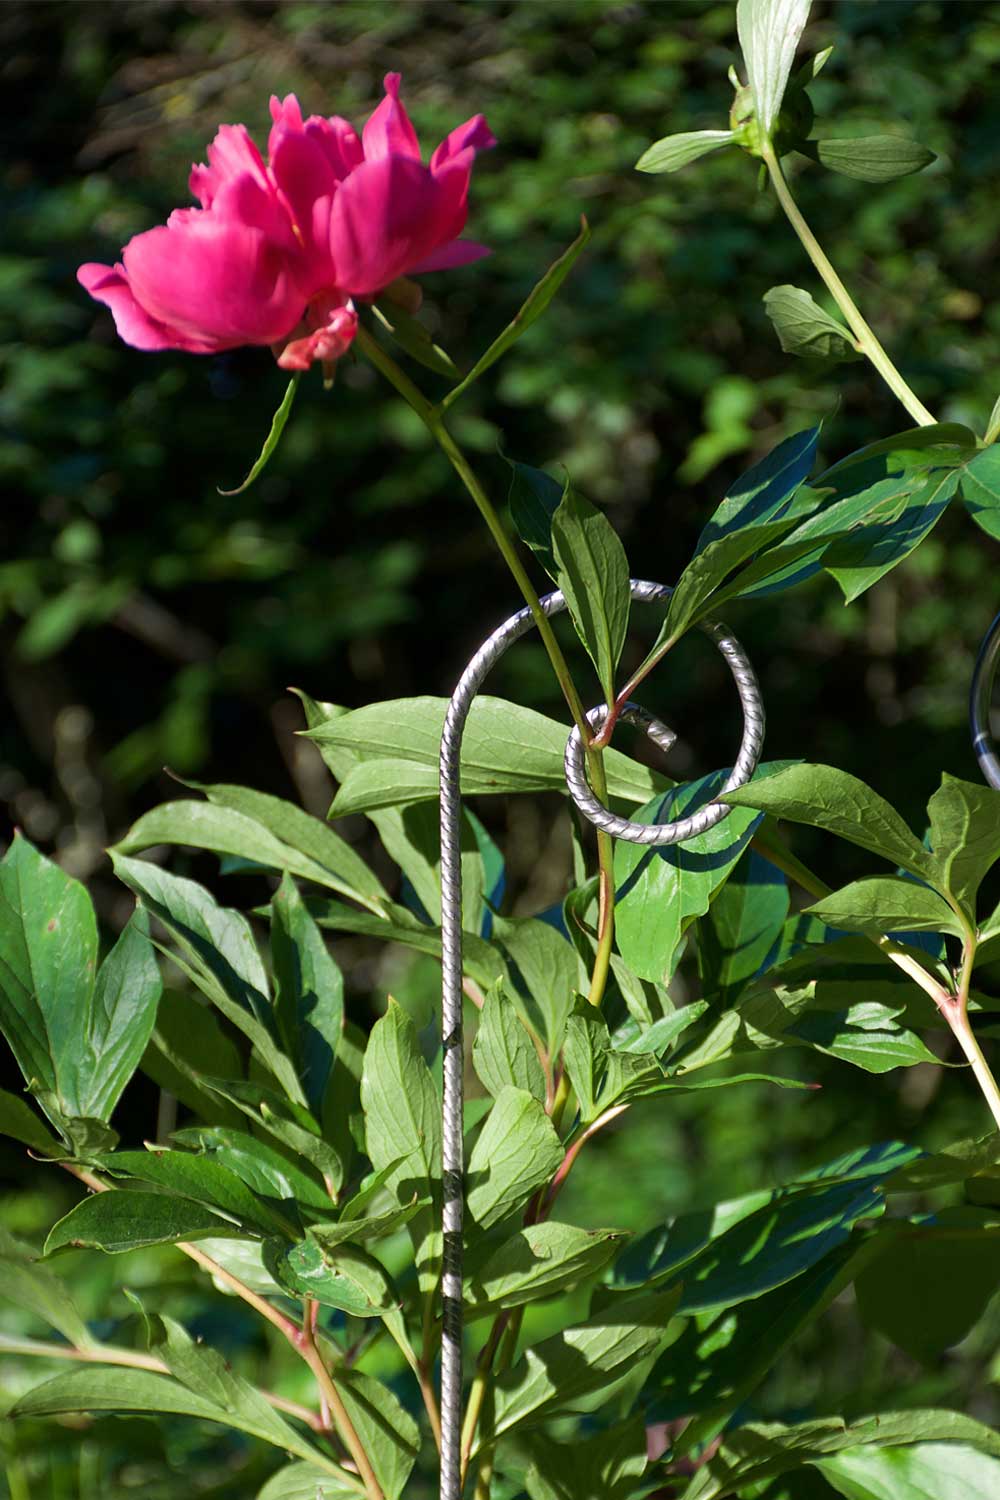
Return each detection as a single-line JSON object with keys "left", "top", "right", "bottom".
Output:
{"left": 437, "top": 579, "right": 764, "bottom": 1500}
{"left": 970, "top": 609, "right": 1000, "bottom": 790}
{"left": 564, "top": 621, "right": 765, "bottom": 844}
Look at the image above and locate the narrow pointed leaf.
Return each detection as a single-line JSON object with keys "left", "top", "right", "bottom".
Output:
{"left": 371, "top": 301, "right": 459, "bottom": 378}
{"left": 218, "top": 375, "right": 299, "bottom": 495}
{"left": 45, "top": 1190, "right": 240, "bottom": 1254}
{"left": 805, "top": 876, "right": 962, "bottom": 937}
{"left": 466, "top": 1087, "right": 564, "bottom": 1229}
{"left": 442, "top": 218, "right": 590, "bottom": 409}
{"left": 552, "top": 485, "right": 631, "bottom": 700}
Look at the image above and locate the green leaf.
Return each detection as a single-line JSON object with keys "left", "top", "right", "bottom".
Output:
{"left": 654, "top": 1239, "right": 871, "bottom": 1447}
{"left": 200, "top": 1077, "right": 342, "bottom": 1190}
{"left": 86, "top": 910, "right": 163, "bottom": 1121}
{"left": 10, "top": 1363, "right": 346, "bottom": 1478}
{"left": 0, "top": 1088, "right": 62, "bottom": 1154}
{"left": 524, "top": 1417, "right": 648, "bottom": 1500}
{"left": 615, "top": 770, "right": 764, "bottom": 983}
{"left": 551, "top": 485, "right": 631, "bottom": 700}
{"left": 721, "top": 763, "right": 938, "bottom": 881}
{"left": 682, "top": 1409, "right": 1000, "bottom": 1500}
{"left": 616, "top": 1001, "right": 709, "bottom": 1055}
{"left": 441, "top": 217, "right": 591, "bottom": 410}
{"left": 271, "top": 873, "right": 343, "bottom": 1119}
{"left": 736, "top": 0, "right": 812, "bottom": 134}
{"left": 314, "top": 695, "right": 668, "bottom": 809}
{"left": 883, "top": 1134, "right": 1000, "bottom": 1193}
{"left": 45, "top": 1190, "right": 240, "bottom": 1254}
{"left": 813, "top": 134, "right": 936, "bottom": 182}
{"left": 258, "top": 1463, "right": 359, "bottom": 1500}
{"left": 805, "top": 876, "right": 962, "bottom": 937}
{"left": 636, "top": 129, "right": 734, "bottom": 173}
{"left": 0, "top": 834, "right": 98, "bottom": 1120}
{"left": 618, "top": 1153, "right": 893, "bottom": 1313}
{"left": 466, "top": 1086, "right": 564, "bottom": 1229}
{"left": 466, "top": 1222, "right": 628, "bottom": 1318}
{"left": 336, "top": 1368, "right": 420, "bottom": 1500}
{"left": 265, "top": 1238, "right": 397, "bottom": 1316}
{"left": 115, "top": 799, "right": 383, "bottom": 913}
{"left": 763, "top": 285, "right": 860, "bottom": 361}
{"left": 696, "top": 426, "right": 821, "bottom": 549}
{"left": 737, "top": 426, "right": 975, "bottom": 600}
{"left": 308, "top": 1198, "right": 426, "bottom": 1248}
{"left": 926, "top": 774, "right": 1000, "bottom": 919}
{"left": 473, "top": 981, "right": 547, "bottom": 1103}
{"left": 492, "top": 914, "right": 587, "bottom": 1053}
{"left": 218, "top": 375, "right": 299, "bottom": 495}
{"left": 0, "top": 1227, "right": 93, "bottom": 1346}
{"left": 150, "top": 1311, "right": 330, "bottom": 1462}
{"left": 817, "top": 1442, "right": 1000, "bottom": 1500}
{"left": 961, "top": 443, "right": 1000, "bottom": 540}
{"left": 111, "top": 854, "right": 305, "bottom": 1109}
{"left": 663, "top": 508, "right": 808, "bottom": 641}
{"left": 360, "top": 1003, "right": 441, "bottom": 1292}
{"left": 309, "top": 897, "right": 505, "bottom": 993}
{"left": 142, "top": 988, "right": 245, "bottom": 1130}
{"left": 854, "top": 1214, "right": 1000, "bottom": 1361}
{"left": 824, "top": 467, "right": 961, "bottom": 602}
{"left": 371, "top": 301, "right": 459, "bottom": 379}
{"left": 172, "top": 1125, "right": 332, "bottom": 1210}
{"left": 698, "top": 848, "right": 789, "bottom": 1004}
{"left": 506, "top": 457, "right": 563, "bottom": 577}
{"left": 91, "top": 1148, "right": 296, "bottom": 1236}
{"left": 487, "top": 1286, "right": 680, "bottom": 1445}
{"left": 181, "top": 778, "right": 388, "bottom": 911}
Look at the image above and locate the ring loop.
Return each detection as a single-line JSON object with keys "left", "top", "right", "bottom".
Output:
{"left": 970, "top": 609, "right": 1000, "bottom": 790}
{"left": 564, "top": 617, "right": 765, "bottom": 846}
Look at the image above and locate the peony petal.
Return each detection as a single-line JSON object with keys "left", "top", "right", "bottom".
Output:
{"left": 407, "top": 239, "right": 492, "bottom": 274}
{"left": 268, "top": 130, "right": 340, "bottom": 292}
{"left": 77, "top": 262, "right": 218, "bottom": 353}
{"left": 189, "top": 123, "right": 269, "bottom": 209}
{"left": 307, "top": 115, "right": 364, "bottom": 178}
{"left": 362, "top": 72, "right": 421, "bottom": 161}
{"left": 329, "top": 154, "right": 449, "bottom": 296}
{"left": 122, "top": 210, "right": 305, "bottom": 349}
{"left": 269, "top": 94, "right": 304, "bottom": 132}
{"left": 430, "top": 113, "right": 497, "bottom": 173}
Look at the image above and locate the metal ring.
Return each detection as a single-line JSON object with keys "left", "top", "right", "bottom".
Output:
{"left": 971, "top": 609, "right": 1000, "bottom": 790}
{"left": 564, "top": 617, "right": 765, "bottom": 845}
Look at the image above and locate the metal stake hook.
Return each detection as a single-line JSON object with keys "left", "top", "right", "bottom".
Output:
{"left": 436, "top": 580, "right": 765, "bottom": 1500}
{"left": 971, "top": 609, "right": 1000, "bottom": 790}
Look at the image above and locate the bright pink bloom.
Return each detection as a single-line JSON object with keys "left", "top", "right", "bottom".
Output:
{"left": 78, "top": 75, "right": 495, "bottom": 371}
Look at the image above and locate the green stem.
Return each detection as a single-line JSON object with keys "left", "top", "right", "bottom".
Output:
{"left": 299, "top": 1300, "right": 386, "bottom": 1500}
{"left": 356, "top": 320, "right": 617, "bottom": 1003}
{"left": 761, "top": 143, "right": 937, "bottom": 429}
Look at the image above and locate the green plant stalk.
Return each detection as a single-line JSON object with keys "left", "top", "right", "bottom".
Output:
{"left": 761, "top": 142, "right": 937, "bottom": 429}
{"left": 355, "top": 321, "right": 616, "bottom": 1006}
{"left": 948, "top": 931, "right": 1000, "bottom": 1132}
{"left": 299, "top": 1299, "right": 386, "bottom": 1500}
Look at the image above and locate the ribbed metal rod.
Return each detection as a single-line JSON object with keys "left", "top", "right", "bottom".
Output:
{"left": 970, "top": 609, "right": 1000, "bottom": 790}
{"left": 437, "top": 580, "right": 764, "bottom": 1500}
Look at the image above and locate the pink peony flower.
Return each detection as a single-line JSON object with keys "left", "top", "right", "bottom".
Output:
{"left": 78, "top": 75, "right": 495, "bottom": 371}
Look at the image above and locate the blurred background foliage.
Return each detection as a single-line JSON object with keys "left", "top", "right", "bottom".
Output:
{"left": 3, "top": 1, "right": 1000, "bottom": 1494}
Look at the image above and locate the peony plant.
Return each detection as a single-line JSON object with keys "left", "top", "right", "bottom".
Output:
{"left": 4, "top": 3, "right": 1000, "bottom": 1499}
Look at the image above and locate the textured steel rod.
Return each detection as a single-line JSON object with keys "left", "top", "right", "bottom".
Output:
{"left": 437, "top": 579, "right": 764, "bottom": 1500}
{"left": 971, "top": 609, "right": 1000, "bottom": 790}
